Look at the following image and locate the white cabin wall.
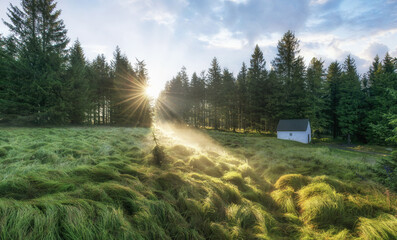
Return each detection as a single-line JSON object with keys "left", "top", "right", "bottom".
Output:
{"left": 306, "top": 122, "right": 311, "bottom": 143}
{"left": 277, "top": 131, "right": 311, "bottom": 144}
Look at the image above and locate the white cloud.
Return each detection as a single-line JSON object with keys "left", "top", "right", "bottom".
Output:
{"left": 364, "top": 42, "right": 389, "bottom": 60}
{"left": 310, "top": 0, "right": 330, "bottom": 5}
{"left": 256, "top": 33, "right": 282, "bottom": 47}
{"left": 143, "top": 10, "right": 176, "bottom": 26}
{"left": 198, "top": 29, "right": 248, "bottom": 50}
{"left": 224, "top": 0, "right": 249, "bottom": 4}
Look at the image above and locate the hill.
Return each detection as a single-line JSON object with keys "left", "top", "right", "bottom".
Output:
{"left": 0, "top": 126, "right": 396, "bottom": 239}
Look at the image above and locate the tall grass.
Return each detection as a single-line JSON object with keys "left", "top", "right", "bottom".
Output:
{"left": 0, "top": 127, "right": 396, "bottom": 239}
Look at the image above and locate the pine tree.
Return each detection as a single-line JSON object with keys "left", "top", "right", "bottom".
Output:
{"left": 3, "top": 0, "right": 69, "bottom": 124}
{"left": 337, "top": 55, "right": 363, "bottom": 143}
{"left": 221, "top": 69, "right": 237, "bottom": 130}
{"left": 265, "top": 69, "right": 283, "bottom": 131}
{"left": 0, "top": 36, "right": 18, "bottom": 121}
{"left": 306, "top": 57, "right": 328, "bottom": 135}
{"left": 190, "top": 72, "right": 206, "bottom": 127}
{"left": 272, "top": 30, "right": 300, "bottom": 84}
{"left": 326, "top": 61, "right": 342, "bottom": 138}
{"left": 366, "top": 53, "right": 397, "bottom": 143}
{"left": 111, "top": 46, "right": 136, "bottom": 125}
{"left": 133, "top": 59, "right": 151, "bottom": 127}
{"left": 272, "top": 30, "right": 306, "bottom": 120}
{"left": 64, "top": 40, "right": 88, "bottom": 124}
{"left": 88, "top": 54, "right": 112, "bottom": 125}
{"left": 236, "top": 62, "right": 248, "bottom": 130}
{"left": 207, "top": 57, "right": 222, "bottom": 129}
{"left": 158, "top": 68, "right": 186, "bottom": 123}
{"left": 369, "top": 55, "right": 381, "bottom": 87}
{"left": 247, "top": 45, "right": 267, "bottom": 130}
{"left": 179, "top": 67, "right": 191, "bottom": 122}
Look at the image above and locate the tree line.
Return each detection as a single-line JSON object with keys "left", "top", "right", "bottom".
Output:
{"left": 0, "top": 0, "right": 151, "bottom": 126}
{"left": 158, "top": 31, "right": 397, "bottom": 144}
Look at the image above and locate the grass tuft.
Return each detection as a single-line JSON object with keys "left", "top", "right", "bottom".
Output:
{"left": 274, "top": 174, "right": 311, "bottom": 191}
{"left": 271, "top": 187, "right": 297, "bottom": 215}
{"left": 222, "top": 171, "right": 245, "bottom": 189}
{"left": 357, "top": 213, "right": 397, "bottom": 240}
{"left": 298, "top": 183, "right": 345, "bottom": 227}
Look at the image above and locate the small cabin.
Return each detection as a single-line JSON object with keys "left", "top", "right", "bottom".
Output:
{"left": 276, "top": 119, "right": 311, "bottom": 144}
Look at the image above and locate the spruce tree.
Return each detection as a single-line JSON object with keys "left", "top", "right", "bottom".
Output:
{"left": 133, "top": 59, "right": 151, "bottom": 127}
{"left": 272, "top": 31, "right": 306, "bottom": 120}
{"left": 306, "top": 57, "right": 328, "bottom": 135}
{"left": 179, "top": 67, "right": 191, "bottom": 122}
{"left": 247, "top": 45, "right": 267, "bottom": 130}
{"left": 326, "top": 61, "right": 342, "bottom": 138}
{"left": 190, "top": 72, "right": 206, "bottom": 127}
{"left": 3, "top": 0, "right": 69, "bottom": 124}
{"left": 0, "top": 36, "right": 17, "bottom": 120}
{"left": 88, "top": 54, "right": 112, "bottom": 125}
{"left": 221, "top": 69, "right": 237, "bottom": 130}
{"left": 337, "top": 55, "right": 363, "bottom": 143}
{"left": 159, "top": 68, "right": 186, "bottom": 122}
{"left": 64, "top": 40, "right": 88, "bottom": 124}
{"left": 366, "top": 53, "right": 397, "bottom": 143}
{"left": 207, "top": 57, "right": 222, "bottom": 129}
{"left": 236, "top": 62, "right": 248, "bottom": 130}
{"left": 111, "top": 46, "right": 136, "bottom": 125}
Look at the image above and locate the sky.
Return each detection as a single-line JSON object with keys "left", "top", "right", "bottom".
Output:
{"left": 1, "top": 0, "right": 397, "bottom": 96}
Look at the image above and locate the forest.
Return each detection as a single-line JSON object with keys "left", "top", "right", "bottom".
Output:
{"left": 0, "top": 0, "right": 151, "bottom": 127}
{"left": 1, "top": 1, "right": 397, "bottom": 239}
{"left": 1, "top": 0, "right": 396, "bottom": 146}
{"left": 158, "top": 31, "right": 397, "bottom": 145}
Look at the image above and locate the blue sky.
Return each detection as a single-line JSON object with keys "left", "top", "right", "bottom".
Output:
{"left": 1, "top": 0, "right": 397, "bottom": 95}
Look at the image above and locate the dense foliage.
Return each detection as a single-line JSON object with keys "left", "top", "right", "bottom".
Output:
{"left": 159, "top": 31, "right": 397, "bottom": 145}
{"left": 0, "top": 0, "right": 151, "bottom": 126}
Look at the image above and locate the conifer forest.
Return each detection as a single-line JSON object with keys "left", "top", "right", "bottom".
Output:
{"left": 1, "top": 0, "right": 397, "bottom": 239}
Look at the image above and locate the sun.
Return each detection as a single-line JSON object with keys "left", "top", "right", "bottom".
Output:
{"left": 145, "top": 83, "right": 162, "bottom": 100}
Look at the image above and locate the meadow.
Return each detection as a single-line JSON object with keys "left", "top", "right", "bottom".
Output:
{"left": 0, "top": 126, "right": 396, "bottom": 240}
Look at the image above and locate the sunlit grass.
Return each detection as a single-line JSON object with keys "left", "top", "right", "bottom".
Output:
{"left": 0, "top": 126, "right": 396, "bottom": 239}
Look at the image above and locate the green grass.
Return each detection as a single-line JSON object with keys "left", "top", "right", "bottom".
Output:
{"left": 0, "top": 126, "right": 396, "bottom": 239}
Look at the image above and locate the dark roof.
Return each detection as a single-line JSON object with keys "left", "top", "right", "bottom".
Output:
{"left": 276, "top": 119, "right": 310, "bottom": 131}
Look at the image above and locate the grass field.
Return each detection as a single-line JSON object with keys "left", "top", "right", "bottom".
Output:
{"left": 0, "top": 125, "right": 396, "bottom": 239}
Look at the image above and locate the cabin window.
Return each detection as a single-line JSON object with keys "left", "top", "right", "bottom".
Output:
{"left": 289, "top": 133, "right": 293, "bottom": 136}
